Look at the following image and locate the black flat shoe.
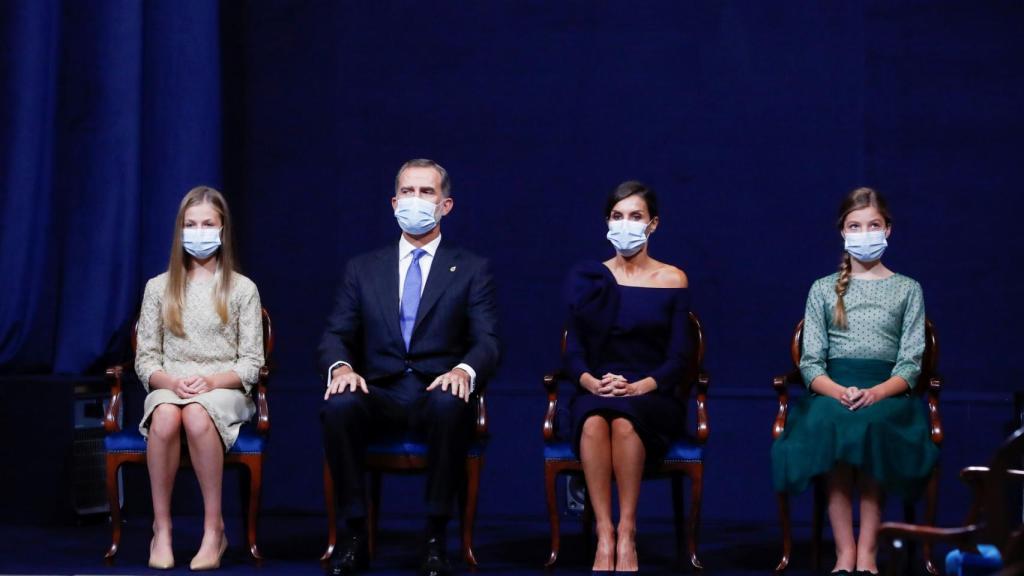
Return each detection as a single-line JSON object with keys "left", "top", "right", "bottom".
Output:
{"left": 327, "top": 534, "right": 369, "bottom": 576}
{"left": 854, "top": 571, "right": 879, "bottom": 576}
{"left": 420, "top": 536, "right": 451, "bottom": 576}
{"left": 830, "top": 571, "right": 852, "bottom": 576}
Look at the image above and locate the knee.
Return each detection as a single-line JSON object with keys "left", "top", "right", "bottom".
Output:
{"left": 425, "top": 390, "right": 469, "bottom": 422}
{"left": 181, "top": 404, "right": 213, "bottom": 437}
{"left": 321, "top": 392, "right": 368, "bottom": 423}
{"left": 148, "top": 404, "right": 181, "bottom": 441}
{"left": 581, "top": 415, "right": 609, "bottom": 441}
{"left": 610, "top": 417, "right": 637, "bottom": 439}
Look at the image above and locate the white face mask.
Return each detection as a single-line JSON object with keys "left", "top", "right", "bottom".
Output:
{"left": 394, "top": 196, "right": 441, "bottom": 235}
{"left": 182, "top": 227, "right": 222, "bottom": 259}
{"left": 844, "top": 230, "right": 888, "bottom": 262}
{"left": 607, "top": 220, "right": 651, "bottom": 257}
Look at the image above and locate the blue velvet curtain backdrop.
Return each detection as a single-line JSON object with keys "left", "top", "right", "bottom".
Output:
{"left": 1, "top": 1, "right": 1021, "bottom": 524}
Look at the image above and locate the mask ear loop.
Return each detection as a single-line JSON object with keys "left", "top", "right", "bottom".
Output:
{"left": 642, "top": 218, "right": 656, "bottom": 238}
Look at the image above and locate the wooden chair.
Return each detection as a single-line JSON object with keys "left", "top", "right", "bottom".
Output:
{"left": 320, "top": 391, "right": 488, "bottom": 567}
{"left": 541, "top": 311, "right": 710, "bottom": 570}
{"left": 102, "top": 308, "right": 274, "bottom": 562}
{"left": 771, "top": 318, "right": 942, "bottom": 575}
{"left": 880, "top": 426, "right": 1024, "bottom": 576}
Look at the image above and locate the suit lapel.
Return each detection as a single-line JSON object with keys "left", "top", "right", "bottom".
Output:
{"left": 413, "top": 243, "right": 458, "bottom": 336}
{"left": 371, "top": 243, "right": 403, "bottom": 348}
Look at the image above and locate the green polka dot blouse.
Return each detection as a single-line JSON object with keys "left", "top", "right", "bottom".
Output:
{"left": 799, "top": 272, "right": 925, "bottom": 389}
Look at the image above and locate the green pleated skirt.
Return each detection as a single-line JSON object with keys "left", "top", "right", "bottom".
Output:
{"left": 771, "top": 358, "right": 939, "bottom": 500}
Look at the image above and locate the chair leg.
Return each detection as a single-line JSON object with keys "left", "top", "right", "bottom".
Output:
{"left": 104, "top": 455, "right": 124, "bottom": 562}
{"left": 544, "top": 462, "right": 561, "bottom": 567}
{"left": 461, "top": 456, "right": 481, "bottom": 567}
{"left": 671, "top": 474, "right": 686, "bottom": 570}
{"left": 242, "top": 456, "right": 263, "bottom": 561}
{"left": 775, "top": 491, "right": 791, "bottom": 574}
{"left": 812, "top": 478, "right": 826, "bottom": 571}
{"left": 321, "top": 459, "right": 336, "bottom": 562}
{"left": 368, "top": 471, "right": 381, "bottom": 560}
{"left": 922, "top": 467, "right": 940, "bottom": 575}
{"left": 686, "top": 465, "right": 704, "bottom": 570}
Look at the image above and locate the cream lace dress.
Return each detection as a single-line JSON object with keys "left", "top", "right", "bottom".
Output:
{"left": 135, "top": 272, "right": 263, "bottom": 451}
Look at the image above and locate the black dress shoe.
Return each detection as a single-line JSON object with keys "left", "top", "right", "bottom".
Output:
{"left": 853, "top": 571, "right": 879, "bottom": 576}
{"left": 420, "top": 536, "right": 451, "bottom": 576}
{"left": 327, "top": 535, "right": 369, "bottom": 576}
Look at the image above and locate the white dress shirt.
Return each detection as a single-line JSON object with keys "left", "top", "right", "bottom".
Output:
{"left": 327, "top": 235, "right": 477, "bottom": 391}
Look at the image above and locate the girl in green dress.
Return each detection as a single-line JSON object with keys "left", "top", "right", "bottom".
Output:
{"left": 771, "top": 187, "right": 939, "bottom": 576}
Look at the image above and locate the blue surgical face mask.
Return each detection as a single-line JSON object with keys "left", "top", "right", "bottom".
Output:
{"left": 182, "top": 227, "right": 222, "bottom": 259}
{"left": 607, "top": 219, "right": 651, "bottom": 257}
{"left": 844, "top": 230, "right": 888, "bottom": 262}
{"left": 394, "top": 196, "right": 441, "bottom": 235}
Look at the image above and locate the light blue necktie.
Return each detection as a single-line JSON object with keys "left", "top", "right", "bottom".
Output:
{"left": 400, "top": 248, "right": 426, "bottom": 349}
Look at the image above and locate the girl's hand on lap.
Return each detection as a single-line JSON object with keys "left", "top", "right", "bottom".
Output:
{"left": 848, "top": 386, "right": 882, "bottom": 410}
{"left": 173, "top": 377, "right": 197, "bottom": 399}
{"left": 189, "top": 376, "right": 212, "bottom": 395}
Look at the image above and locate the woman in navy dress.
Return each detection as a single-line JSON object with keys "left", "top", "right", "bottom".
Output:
{"left": 564, "top": 181, "right": 690, "bottom": 574}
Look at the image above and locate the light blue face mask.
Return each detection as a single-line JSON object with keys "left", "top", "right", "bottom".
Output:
{"left": 182, "top": 227, "right": 222, "bottom": 259}
{"left": 844, "top": 230, "right": 888, "bottom": 262}
{"left": 394, "top": 196, "right": 440, "bottom": 235}
{"left": 606, "top": 219, "right": 651, "bottom": 257}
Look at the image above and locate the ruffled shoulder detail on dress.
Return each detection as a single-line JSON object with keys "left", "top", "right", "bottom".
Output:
{"left": 563, "top": 261, "right": 619, "bottom": 340}
{"left": 564, "top": 261, "right": 617, "bottom": 314}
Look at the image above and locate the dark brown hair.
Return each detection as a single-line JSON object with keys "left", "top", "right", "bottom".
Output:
{"left": 605, "top": 181, "right": 659, "bottom": 219}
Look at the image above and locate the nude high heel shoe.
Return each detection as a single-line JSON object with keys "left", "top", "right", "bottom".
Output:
{"left": 189, "top": 533, "right": 227, "bottom": 571}
{"left": 148, "top": 536, "right": 175, "bottom": 570}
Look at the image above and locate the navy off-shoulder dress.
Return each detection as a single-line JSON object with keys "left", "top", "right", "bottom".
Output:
{"left": 564, "top": 261, "right": 690, "bottom": 465}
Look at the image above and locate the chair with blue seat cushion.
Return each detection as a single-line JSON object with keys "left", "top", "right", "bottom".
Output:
{"left": 772, "top": 318, "right": 943, "bottom": 575}
{"left": 320, "top": 392, "right": 489, "bottom": 567}
{"left": 102, "top": 308, "right": 274, "bottom": 562}
{"left": 541, "top": 311, "right": 710, "bottom": 571}
{"left": 878, "top": 426, "right": 1024, "bottom": 576}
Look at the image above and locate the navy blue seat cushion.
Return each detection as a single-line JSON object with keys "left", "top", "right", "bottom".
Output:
{"left": 544, "top": 436, "right": 703, "bottom": 463}
{"left": 105, "top": 424, "right": 266, "bottom": 455}
{"left": 367, "top": 434, "right": 486, "bottom": 458}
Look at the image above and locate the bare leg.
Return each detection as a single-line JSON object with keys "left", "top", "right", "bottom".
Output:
{"left": 580, "top": 415, "right": 615, "bottom": 571}
{"left": 856, "top": 471, "right": 882, "bottom": 574}
{"left": 147, "top": 404, "right": 182, "bottom": 565}
{"left": 610, "top": 418, "right": 644, "bottom": 573}
{"left": 182, "top": 404, "right": 227, "bottom": 568}
{"left": 827, "top": 463, "right": 857, "bottom": 573}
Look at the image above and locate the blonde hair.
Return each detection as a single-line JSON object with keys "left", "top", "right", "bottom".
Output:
{"left": 162, "top": 186, "right": 237, "bottom": 337}
{"left": 833, "top": 187, "right": 892, "bottom": 329}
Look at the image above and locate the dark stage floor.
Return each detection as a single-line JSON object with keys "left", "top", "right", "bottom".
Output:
{"left": 0, "top": 514, "right": 940, "bottom": 576}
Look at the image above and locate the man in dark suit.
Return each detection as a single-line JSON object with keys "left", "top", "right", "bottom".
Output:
{"left": 319, "top": 159, "right": 500, "bottom": 576}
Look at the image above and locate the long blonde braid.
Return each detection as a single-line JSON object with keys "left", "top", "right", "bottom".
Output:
{"left": 833, "top": 252, "right": 852, "bottom": 329}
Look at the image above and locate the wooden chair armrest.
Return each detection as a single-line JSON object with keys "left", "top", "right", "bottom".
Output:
{"left": 255, "top": 366, "right": 270, "bottom": 433}
{"left": 879, "top": 521, "right": 983, "bottom": 548}
{"left": 543, "top": 372, "right": 560, "bottom": 442}
{"left": 771, "top": 369, "right": 801, "bottom": 439}
{"left": 927, "top": 375, "right": 943, "bottom": 444}
{"left": 104, "top": 363, "right": 130, "bottom": 433}
{"left": 694, "top": 372, "right": 710, "bottom": 443}
{"left": 475, "top": 393, "right": 488, "bottom": 437}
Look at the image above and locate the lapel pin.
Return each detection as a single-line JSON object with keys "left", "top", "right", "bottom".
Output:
{"left": 449, "top": 266, "right": 457, "bottom": 272}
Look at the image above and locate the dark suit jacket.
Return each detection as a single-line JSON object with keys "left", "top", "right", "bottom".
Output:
{"left": 318, "top": 239, "right": 501, "bottom": 386}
